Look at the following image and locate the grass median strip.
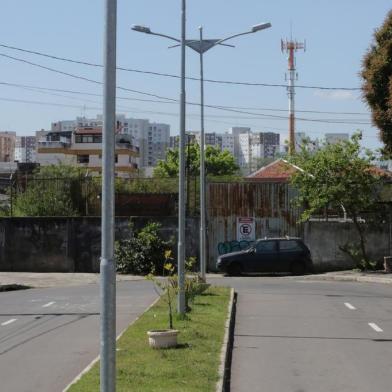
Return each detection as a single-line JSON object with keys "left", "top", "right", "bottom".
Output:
{"left": 69, "top": 286, "right": 230, "bottom": 392}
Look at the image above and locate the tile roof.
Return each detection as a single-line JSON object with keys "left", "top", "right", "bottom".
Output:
{"left": 246, "top": 159, "right": 298, "bottom": 182}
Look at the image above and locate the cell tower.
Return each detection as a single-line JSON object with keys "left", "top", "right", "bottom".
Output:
{"left": 281, "top": 38, "right": 306, "bottom": 154}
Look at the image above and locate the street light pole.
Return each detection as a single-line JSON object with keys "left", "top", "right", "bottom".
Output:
{"left": 131, "top": 19, "right": 271, "bottom": 312}
{"left": 177, "top": 0, "right": 187, "bottom": 314}
{"left": 101, "top": 0, "right": 117, "bottom": 390}
{"left": 199, "top": 26, "right": 206, "bottom": 281}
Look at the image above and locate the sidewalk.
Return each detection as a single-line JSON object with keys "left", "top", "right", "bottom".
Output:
{"left": 0, "top": 272, "right": 144, "bottom": 289}
{"left": 1, "top": 270, "right": 392, "bottom": 291}
{"left": 293, "top": 270, "right": 392, "bottom": 285}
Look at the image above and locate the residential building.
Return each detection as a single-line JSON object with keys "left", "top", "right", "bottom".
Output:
{"left": 50, "top": 115, "right": 170, "bottom": 169}
{"left": 0, "top": 131, "right": 16, "bottom": 162}
{"left": 253, "top": 132, "right": 280, "bottom": 158}
{"left": 325, "top": 133, "right": 349, "bottom": 144}
{"left": 142, "top": 122, "right": 170, "bottom": 167}
{"left": 36, "top": 126, "right": 139, "bottom": 177}
{"left": 169, "top": 133, "right": 196, "bottom": 149}
{"left": 15, "top": 136, "right": 37, "bottom": 163}
{"left": 219, "top": 133, "right": 235, "bottom": 155}
{"left": 247, "top": 159, "right": 298, "bottom": 183}
{"left": 237, "top": 131, "right": 281, "bottom": 173}
{"left": 229, "top": 127, "right": 251, "bottom": 159}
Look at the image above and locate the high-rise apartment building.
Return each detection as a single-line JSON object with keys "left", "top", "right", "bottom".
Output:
{"left": 0, "top": 131, "right": 16, "bottom": 162}
{"left": 15, "top": 136, "right": 37, "bottom": 163}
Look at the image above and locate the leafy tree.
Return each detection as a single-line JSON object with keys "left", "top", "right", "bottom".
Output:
{"left": 361, "top": 10, "right": 392, "bottom": 155}
{"left": 115, "top": 222, "right": 173, "bottom": 275}
{"left": 153, "top": 143, "right": 239, "bottom": 178}
{"left": 290, "top": 132, "right": 383, "bottom": 269}
{"left": 13, "top": 164, "right": 86, "bottom": 216}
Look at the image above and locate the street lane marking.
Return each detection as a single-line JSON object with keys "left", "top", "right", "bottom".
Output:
{"left": 344, "top": 302, "right": 356, "bottom": 310}
{"left": 42, "top": 301, "right": 55, "bottom": 308}
{"left": 369, "top": 322, "right": 383, "bottom": 332}
{"left": 1, "top": 318, "right": 17, "bottom": 326}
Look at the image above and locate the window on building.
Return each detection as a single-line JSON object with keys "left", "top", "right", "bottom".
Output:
{"left": 77, "top": 155, "right": 89, "bottom": 164}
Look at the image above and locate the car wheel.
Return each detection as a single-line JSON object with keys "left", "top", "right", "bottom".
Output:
{"left": 227, "top": 262, "right": 242, "bottom": 276}
{"left": 290, "top": 261, "right": 306, "bottom": 276}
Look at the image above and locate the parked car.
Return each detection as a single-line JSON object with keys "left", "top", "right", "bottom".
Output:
{"left": 216, "top": 237, "right": 313, "bottom": 276}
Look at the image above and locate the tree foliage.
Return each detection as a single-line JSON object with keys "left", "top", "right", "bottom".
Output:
{"left": 361, "top": 10, "right": 392, "bottom": 155}
{"left": 153, "top": 143, "right": 239, "bottom": 178}
{"left": 13, "top": 164, "right": 86, "bottom": 217}
{"left": 290, "top": 132, "right": 383, "bottom": 269}
{"left": 115, "top": 222, "right": 173, "bottom": 275}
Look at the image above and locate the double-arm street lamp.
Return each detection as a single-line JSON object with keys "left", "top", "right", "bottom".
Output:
{"left": 132, "top": 18, "right": 271, "bottom": 313}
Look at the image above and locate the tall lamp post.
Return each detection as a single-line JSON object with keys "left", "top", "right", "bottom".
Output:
{"left": 131, "top": 20, "right": 271, "bottom": 303}
{"left": 101, "top": 0, "right": 117, "bottom": 390}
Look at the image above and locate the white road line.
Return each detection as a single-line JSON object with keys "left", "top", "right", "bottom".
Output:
{"left": 344, "top": 302, "right": 356, "bottom": 310}
{"left": 368, "top": 322, "right": 383, "bottom": 332}
{"left": 42, "top": 301, "right": 55, "bottom": 308}
{"left": 1, "top": 318, "right": 17, "bottom": 326}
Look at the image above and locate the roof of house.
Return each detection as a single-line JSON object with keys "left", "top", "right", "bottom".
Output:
{"left": 246, "top": 159, "right": 299, "bottom": 182}
{"left": 247, "top": 158, "right": 392, "bottom": 182}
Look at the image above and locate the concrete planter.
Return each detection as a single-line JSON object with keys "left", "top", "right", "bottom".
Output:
{"left": 147, "top": 329, "right": 179, "bottom": 349}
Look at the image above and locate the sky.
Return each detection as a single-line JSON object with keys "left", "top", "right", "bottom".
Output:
{"left": 0, "top": 0, "right": 391, "bottom": 151}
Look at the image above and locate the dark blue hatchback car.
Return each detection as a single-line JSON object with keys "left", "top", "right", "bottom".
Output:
{"left": 216, "top": 237, "right": 313, "bottom": 276}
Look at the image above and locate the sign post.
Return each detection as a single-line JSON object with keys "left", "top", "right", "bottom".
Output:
{"left": 237, "top": 217, "right": 256, "bottom": 242}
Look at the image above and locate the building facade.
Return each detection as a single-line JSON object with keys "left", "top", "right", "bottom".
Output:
{"left": 36, "top": 126, "right": 139, "bottom": 177}
{"left": 50, "top": 115, "right": 169, "bottom": 169}
{"left": 0, "top": 131, "right": 16, "bottom": 162}
{"left": 15, "top": 136, "right": 37, "bottom": 163}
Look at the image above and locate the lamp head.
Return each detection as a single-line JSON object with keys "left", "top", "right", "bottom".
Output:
{"left": 131, "top": 25, "right": 152, "bottom": 34}
{"left": 251, "top": 22, "right": 272, "bottom": 32}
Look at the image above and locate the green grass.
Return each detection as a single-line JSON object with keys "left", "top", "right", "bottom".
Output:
{"left": 69, "top": 286, "right": 230, "bottom": 392}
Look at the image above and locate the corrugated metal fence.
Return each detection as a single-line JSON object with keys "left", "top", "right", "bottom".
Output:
{"left": 207, "top": 181, "right": 304, "bottom": 270}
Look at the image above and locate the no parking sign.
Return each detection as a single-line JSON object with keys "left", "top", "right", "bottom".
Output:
{"left": 237, "top": 217, "right": 255, "bottom": 241}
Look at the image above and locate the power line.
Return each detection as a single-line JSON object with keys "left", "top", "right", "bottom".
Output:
{"left": 0, "top": 81, "right": 370, "bottom": 116}
{"left": 0, "top": 54, "right": 375, "bottom": 125}
{"left": 0, "top": 96, "right": 380, "bottom": 139}
{"left": 0, "top": 79, "right": 373, "bottom": 126}
{"left": 0, "top": 52, "right": 177, "bottom": 102}
{"left": 0, "top": 42, "right": 362, "bottom": 91}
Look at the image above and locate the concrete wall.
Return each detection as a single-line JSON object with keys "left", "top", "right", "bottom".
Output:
{"left": 0, "top": 217, "right": 199, "bottom": 273}
{"left": 304, "top": 221, "right": 391, "bottom": 271}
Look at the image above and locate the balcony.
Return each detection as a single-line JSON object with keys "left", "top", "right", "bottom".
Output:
{"left": 37, "top": 140, "right": 71, "bottom": 149}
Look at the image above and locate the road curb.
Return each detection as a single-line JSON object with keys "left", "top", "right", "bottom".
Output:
{"left": 300, "top": 274, "right": 392, "bottom": 285}
{"left": 62, "top": 295, "right": 160, "bottom": 392}
{"left": 216, "top": 288, "right": 237, "bottom": 392}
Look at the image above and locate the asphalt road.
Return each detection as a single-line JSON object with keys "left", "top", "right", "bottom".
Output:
{"left": 0, "top": 280, "right": 157, "bottom": 392}
{"left": 211, "top": 277, "right": 392, "bottom": 392}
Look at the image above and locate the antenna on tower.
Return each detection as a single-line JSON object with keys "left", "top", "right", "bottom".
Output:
{"left": 281, "top": 37, "right": 306, "bottom": 155}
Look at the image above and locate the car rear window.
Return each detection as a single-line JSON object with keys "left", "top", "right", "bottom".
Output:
{"left": 279, "top": 240, "right": 303, "bottom": 251}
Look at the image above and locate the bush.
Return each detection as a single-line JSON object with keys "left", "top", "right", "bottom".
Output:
{"left": 115, "top": 222, "right": 173, "bottom": 275}
{"left": 339, "top": 242, "right": 377, "bottom": 271}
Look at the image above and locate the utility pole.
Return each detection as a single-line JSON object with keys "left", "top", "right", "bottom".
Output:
{"left": 101, "top": 0, "right": 117, "bottom": 390}
{"left": 281, "top": 39, "right": 305, "bottom": 155}
{"left": 177, "top": 0, "right": 186, "bottom": 314}
{"left": 198, "top": 26, "right": 206, "bottom": 281}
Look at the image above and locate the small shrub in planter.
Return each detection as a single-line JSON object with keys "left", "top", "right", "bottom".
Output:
{"left": 146, "top": 251, "right": 179, "bottom": 348}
